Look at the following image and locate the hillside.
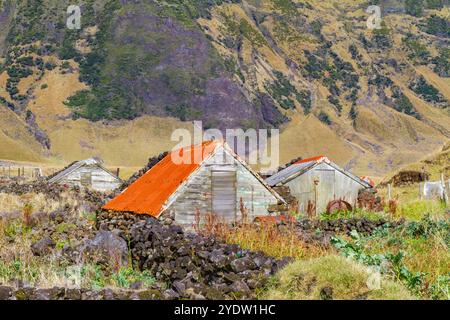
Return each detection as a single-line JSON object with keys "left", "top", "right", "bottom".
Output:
{"left": 0, "top": 0, "right": 449, "bottom": 177}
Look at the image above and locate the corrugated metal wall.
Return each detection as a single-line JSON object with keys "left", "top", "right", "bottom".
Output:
{"left": 211, "top": 169, "right": 237, "bottom": 221}
{"left": 59, "top": 165, "right": 121, "bottom": 192}
{"left": 284, "top": 162, "right": 365, "bottom": 214}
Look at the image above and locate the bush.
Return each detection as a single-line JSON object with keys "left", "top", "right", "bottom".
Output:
{"left": 409, "top": 76, "right": 446, "bottom": 104}
{"left": 265, "top": 71, "right": 299, "bottom": 110}
{"left": 328, "top": 96, "right": 342, "bottom": 114}
{"left": 403, "top": 36, "right": 430, "bottom": 63}
{"left": 405, "top": 0, "right": 423, "bottom": 17}
{"left": 422, "top": 15, "right": 450, "bottom": 38}
{"left": 165, "top": 104, "right": 203, "bottom": 122}
{"left": 433, "top": 48, "right": 450, "bottom": 77}
{"left": 392, "top": 88, "right": 420, "bottom": 119}
{"left": 318, "top": 111, "right": 332, "bottom": 125}
{"left": 262, "top": 255, "right": 415, "bottom": 300}
{"left": 349, "top": 104, "right": 358, "bottom": 120}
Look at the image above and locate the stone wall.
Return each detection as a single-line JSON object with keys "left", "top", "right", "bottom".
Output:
{"left": 129, "top": 218, "right": 291, "bottom": 300}
{"left": 0, "top": 285, "right": 163, "bottom": 300}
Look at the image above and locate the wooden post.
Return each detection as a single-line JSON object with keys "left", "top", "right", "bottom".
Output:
{"left": 116, "top": 168, "right": 120, "bottom": 178}
{"left": 18, "top": 168, "right": 20, "bottom": 177}
{"left": 314, "top": 178, "right": 320, "bottom": 216}
{"left": 419, "top": 182, "right": 422, "bottom": 200}
{"left": 441, "top": 173, "right": 448, "bottom": 205}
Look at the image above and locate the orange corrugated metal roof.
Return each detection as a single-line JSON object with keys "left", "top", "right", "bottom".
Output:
{"left": 294, "top": 155, "right": 326, "bottom": 164}
{"left": 360, "top": 176, "right": 375, "bottom": 187}
{"left": 102, "top": 141, "right": 219, "bottom": 217}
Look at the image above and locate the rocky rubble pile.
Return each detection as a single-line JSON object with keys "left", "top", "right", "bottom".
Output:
{"left": 0, "top": 181, "right": 105, "bottom": 208}
{"left": 297, "top": 217, "right": 403, "bottom": 235}
{"left": 97, "top": 210, "right": 150, "bottom": 236}
{"left": 0, "top": 285, "right": 163, "bottom": 300}
{"left": 261, "top": 217, "right": 404, "bottom": 247}
{"left": 0, "top": 181, "right": 69, "bottom": 200}
{"left": 129, "top": 219, "right": 291, "bottom": 300}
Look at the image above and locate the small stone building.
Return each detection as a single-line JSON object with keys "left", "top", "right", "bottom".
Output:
{"left": 48, "top": 158, "right": 121, "bottom": 192}
{"left": 266, "top": 156, "right": 371, "bottom": 214}
{"left": 102, "top": 141, "right": 284, "bottom": 227}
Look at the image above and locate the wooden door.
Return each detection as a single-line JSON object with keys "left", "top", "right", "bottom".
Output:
{"left": 211, "top": 169, "right": 237, "bottom": 222}
{"left": 80, "top": 172, "right": 92, "bottom": 187}
{"left": 314, "top": 169, "right": 335, "bottom": 214}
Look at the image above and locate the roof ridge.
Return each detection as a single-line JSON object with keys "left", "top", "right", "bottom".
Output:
{"left": 294, "top": 155, "right": 327, "bottom": 164}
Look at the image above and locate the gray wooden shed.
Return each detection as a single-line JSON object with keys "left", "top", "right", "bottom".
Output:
{"left": 266, "top": 156, "right": 371, "bottom": 214}
{"left": 48, "top": 158, "right": 121, "bottom": 192}
{"left": 103, "top": 141, "right": 285, "bottom": 227}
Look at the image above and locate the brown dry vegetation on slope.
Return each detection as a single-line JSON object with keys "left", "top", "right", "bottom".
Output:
{"left": 0, "top": 0, "right": 448, "bottom": 178}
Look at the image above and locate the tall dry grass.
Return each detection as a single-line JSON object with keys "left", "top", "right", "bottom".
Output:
{"left": 196, "top": 212, "right": 329, "bottom": 260}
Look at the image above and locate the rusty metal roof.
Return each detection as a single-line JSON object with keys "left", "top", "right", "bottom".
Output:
{"left": 102, "top": 140, "right": 284, "bottom": 217}
{"left": 102, "top": 141, "right": 219, "bottom": 217}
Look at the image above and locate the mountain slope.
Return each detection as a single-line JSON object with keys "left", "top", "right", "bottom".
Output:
{"left": 0, "top": 0, "right": 449, "bottom": 176}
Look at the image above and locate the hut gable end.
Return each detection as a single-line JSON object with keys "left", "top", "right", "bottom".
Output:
{"left": 48, "top": 158, "right": 121, "bottom": 192}
{"left": 103, "top": 141, "right": 283, "bottom": 227}
{"left": 166, "top": 145, "right": 283, "bottom": 225}
{"left": 266, "top": 156, "right": 371, "bottom": 214}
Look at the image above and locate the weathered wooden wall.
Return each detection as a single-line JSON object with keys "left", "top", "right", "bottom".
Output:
{"left": 284, "top": 162, "right": 366, "bottom": 214}
{"left": 58, "top": 165, "right": 121, "bottom": 192}
{"left": 167, "top": 146, "right": 279, "bottom": 227}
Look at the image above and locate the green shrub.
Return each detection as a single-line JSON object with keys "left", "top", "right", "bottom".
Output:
{"left": 433, "top": 48, "right": 450, "bottom": 77}
{"left": 422, "top": 15, "right": 450, "bottom": 38}
{"left": 318, "top": 111, "right": 331, "bottom": 125}
{"left": 405, "top": 0, "right": 423, "bottom": 17}
{"left": 403, "top": 36, "right": 430, "bottom": 63}
{"left": 409, "top": 76, "right": 446, "bottom": 104}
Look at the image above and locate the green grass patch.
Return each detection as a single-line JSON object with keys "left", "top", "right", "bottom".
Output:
{"left": 261, "top": 255, "right": 415, "bottom": 300}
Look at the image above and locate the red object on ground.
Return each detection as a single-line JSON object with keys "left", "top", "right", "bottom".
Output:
{"left": 253, "top": 215, "right": 296, "bottom": 224}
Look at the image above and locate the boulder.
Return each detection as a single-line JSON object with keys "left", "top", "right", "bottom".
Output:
{"left": 230, "top": 257, "right": 256, "bottom": 273}
{"left": 0, "top": 286, "right": 12, "bottom": 300}
{"left": 83, "top": 230, "right": 129, "bottom": 267}
{"left": 31, "top": 237, "right": 55, "bottom": 256}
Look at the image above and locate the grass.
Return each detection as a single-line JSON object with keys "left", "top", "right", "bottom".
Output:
{"left": 397, "top": 200, "right": 447, "bottom": 221}
{"left": 0, "top": 209, "right": 156, "bottom": 290}
{"left": 366, "top": 219, "right": 449, "bottom": 288}
{"left": 331, "top": 217, "right": 449, "bottom": 299}
{"left": 261, "top": 255, "right": 415, "bottom": 300}
{"left": 199, "top": 217, "right": 328, "bottom": 260}
{"left": 319, "top": 208, "right": 387, "bottom": 221}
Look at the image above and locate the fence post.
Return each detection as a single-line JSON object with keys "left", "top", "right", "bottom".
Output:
{"left": 419, "top": 182, "right": 422, "bottom": 200}
{"left": 441, "top": 173, "right": 448, "bottom": 205}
